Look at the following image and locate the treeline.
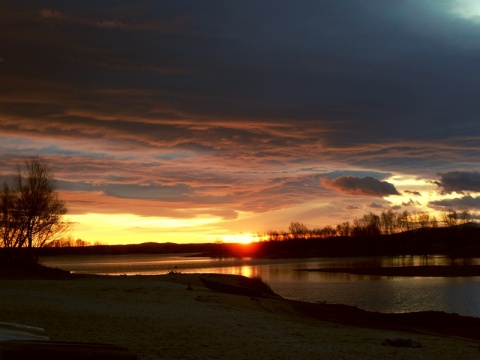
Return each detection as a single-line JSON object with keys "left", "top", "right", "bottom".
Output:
{"left": 45, "top": 236, "right": 100, "bottom": 248}
{"left": 257, "top": 209, "right": 473, "bottom": 241}
{"left": 202, "top": 223, "right": 480, "bottom": 258}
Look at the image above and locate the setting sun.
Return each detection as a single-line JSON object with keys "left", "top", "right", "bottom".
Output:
{"left": 218, "top": 233, "right": 256, "bottom": 244}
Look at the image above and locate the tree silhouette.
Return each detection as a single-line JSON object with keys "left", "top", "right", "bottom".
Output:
{"left": 288, "top": 221, "right": 309, "bottom": 240}
{"left": 0, "top": 157, "right": 69, "bottom": 260}
{"left": 259, "top": 208, "right": 474, "bottom": 243}
{"left": 442, "top": 209, "right": 458, "bottom": 227}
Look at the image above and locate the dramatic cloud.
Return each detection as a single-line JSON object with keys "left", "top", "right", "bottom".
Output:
{"left": 402, "top": 199, "right": 421, "bottom": 207}
{"left": 430, "top": 195, "right": 480, "bottom": 211}
{"left": 404, "top": 190, "right": 421, "bottom": 196}
{"left": 435, "top": 171, "right": 480, "bottom": 193}
{"left": 1, "top": 1, "right": 480, "bottom": 243}
{"left": 368, "top": 202, "right": 385, "bottom": 209}
{"left": 320, "top": 176, "right": 400, "bottom": 197}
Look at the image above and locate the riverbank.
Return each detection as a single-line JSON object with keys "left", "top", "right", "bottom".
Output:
{"left": 1, "top": 273, "right": 480, "bottom": 359}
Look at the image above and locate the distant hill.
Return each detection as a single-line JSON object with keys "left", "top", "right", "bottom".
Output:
{"left": 32, "top": 223, "right": 480, "bottom": 259}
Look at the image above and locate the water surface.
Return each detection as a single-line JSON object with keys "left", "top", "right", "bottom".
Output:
{"left": 41, "top": 254, "right": 480, "bottom": 317}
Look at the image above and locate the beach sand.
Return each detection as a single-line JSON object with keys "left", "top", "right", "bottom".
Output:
{"left": 1, "top": 273, "right": 479, "bottom": 359}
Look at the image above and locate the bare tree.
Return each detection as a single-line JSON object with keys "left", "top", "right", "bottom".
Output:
{"left": 380, "top": 209, "right": 396, "bottom": 235}
{"left": 442, "top": 209, "right": 458, "bottom": 227}
{"left": 0, "top": 182, "right": 18, "bottom": 249}
{"left": 288, "top": 221, "right": 309, "bottom": 240}
{"left": 396, "top": 210, "right": 412, "bottom": 232}
{"left": 336, "top": 221, "right": 351, "bottom": 237}
{"left": 417, "top": 213, "right": 431, "bottom": 228}
{"left": 459, "top": 210, "right": 471, "bottom": 225}
{"left": 0, "top": 157, "right": 69, "bottom": 259}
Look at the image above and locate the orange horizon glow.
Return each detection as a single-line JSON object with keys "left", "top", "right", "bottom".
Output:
{"left": 66, "top": 213, "right": 261, "bottom": 245}
{"left": 61, "top": 173, "right": 480, "bottom": 245}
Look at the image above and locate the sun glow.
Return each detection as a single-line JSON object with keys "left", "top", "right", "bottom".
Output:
{"left": 218, "top": 233, "right": 256, "bottom": 244}
{"left": 384, "top": 176, "right": 434, "bottom": 207}
{"left": 65, "top": 213, "right": 260, "bottom": 245}
{"left": 384, "top": 176, "right": 437, "bottom": 213}
{"left": 383, "top": 175, "right": 473, "bottom": 222}
{"left": 66, "top": 213, "right": 226, "bottom": 244}
{"left": 69, "top": 213, "right": 221, "bottom": 230}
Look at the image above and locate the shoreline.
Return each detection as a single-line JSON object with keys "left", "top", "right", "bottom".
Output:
{"left": 167, "top": 273, "right": 480, "bottom": 341}
{"left": 1, "top": 273, "right": 480, "bottom": 359}
{"left": 89, "top": 273, "right": 480, "bottom": 342}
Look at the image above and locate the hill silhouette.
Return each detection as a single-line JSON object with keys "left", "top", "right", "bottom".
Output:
{"left": 25, "top": 223, "right": 480, "bottom": 259}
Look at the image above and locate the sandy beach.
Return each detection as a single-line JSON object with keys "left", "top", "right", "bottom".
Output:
{"left": 1, "top": 273, "right": 479, "bottom": 360}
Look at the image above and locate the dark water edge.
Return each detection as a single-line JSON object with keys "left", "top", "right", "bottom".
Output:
{"left": 169, "top": 273, "right": 480, "bottom": 341}
{"left": 291, "top": 299, "right": 480, "bottom": 341}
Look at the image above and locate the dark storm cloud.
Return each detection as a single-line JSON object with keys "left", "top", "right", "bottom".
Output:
{"left": 402, "top": 199, "right": 421, "bottom": 207}
{"left": 320, "top": 176, "right": 400, "bottom": 197}
{"left": 430, "top": 195, "right": 480, "bottom": 211}
{"left": 2, "top": 0, "right": 480, "bottom": 140}
{"left": 368, "top": 202, "right": 385, "bottom": 209}
{"left": 435, "top": 171, "right": 480, "bottom": 194}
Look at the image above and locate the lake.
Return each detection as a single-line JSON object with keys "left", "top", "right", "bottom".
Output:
{"left": 41, "top": 254, "right": 480, "bottom": 318}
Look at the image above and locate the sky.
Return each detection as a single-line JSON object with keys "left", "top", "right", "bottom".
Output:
{"left": 1, "top": 1, "right": 480, "bottom": 244}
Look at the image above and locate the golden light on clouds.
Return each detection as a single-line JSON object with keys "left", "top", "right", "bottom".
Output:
{"left": 385, "top": 174, "right": 471, "bottom": 220}
{"left": 385, "top": 176, "right": 436, "bottom": 209}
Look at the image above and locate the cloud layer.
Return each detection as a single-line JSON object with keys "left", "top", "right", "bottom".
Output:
{"left": 1, "top": 1, "right": 480, "bottom": 242}
{"left": 436, "top": 171, "right": 480, "bottom": 194}
{"left": 320, "top": 176, "right": 400, "bottom": 197}
{"left": 430, "top": 195, "right": 480, "bottom": 211}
